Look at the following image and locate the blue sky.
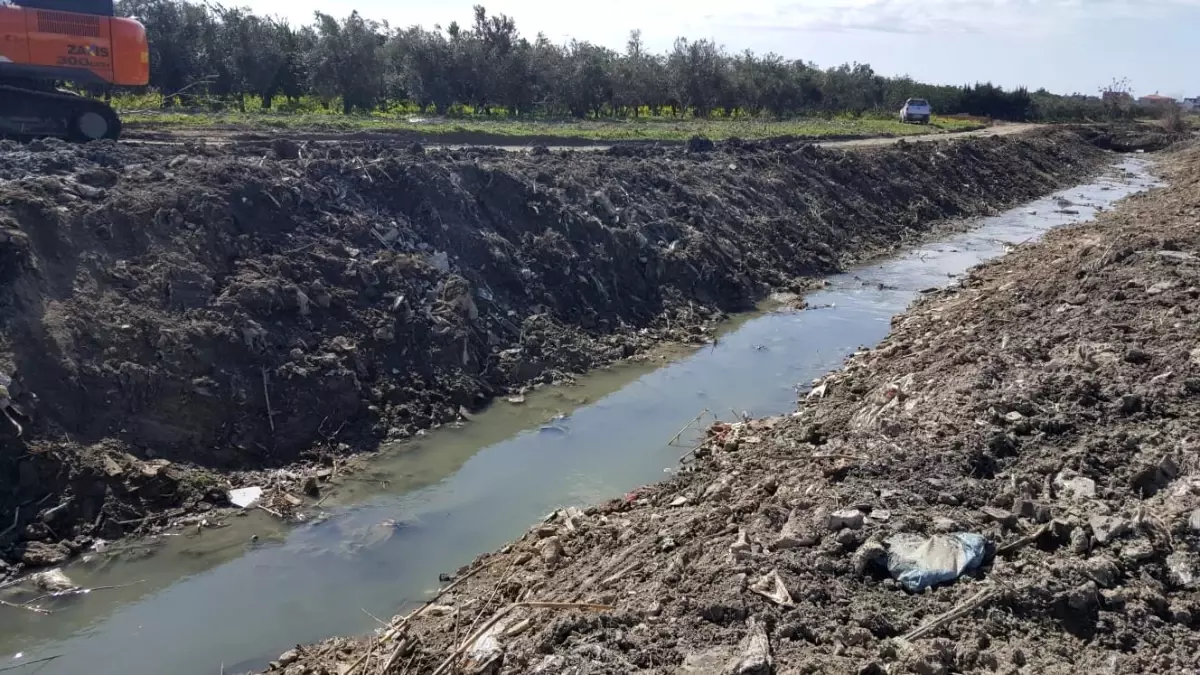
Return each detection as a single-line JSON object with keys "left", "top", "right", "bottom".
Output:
{"left": 246, "top": 0, "right": 1197, "bottom": 97}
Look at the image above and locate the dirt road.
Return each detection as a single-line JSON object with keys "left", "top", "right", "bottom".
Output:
{"left": 271, "top": 138, "right": 1200, "bottom": 675}
{"left": 120, "top": 122, "right": 1040, "bottom": 152}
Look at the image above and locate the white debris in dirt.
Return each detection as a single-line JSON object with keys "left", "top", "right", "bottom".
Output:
{"left": 1089, "top": 515, "right": 1130, "bottom": 546}
{"left": 465, "top": 616, "right": 507, "bottom": 670}
{"left": 1166, "top": 553, "right": 1197, "bottom": 590}
{"left": 425, "top": 251, "right": 450, "bottom": 273}
{"left": 1190, "top": 509, "right": 1200, "bottom": 533}
{"left": 730, "top": 529, "right": 753, "bottom": 554}
{"left": 228, "top": 486, "right": 264, "bottom": 508}
{"left": 28, "top": 568, "right": 75, "bottom": 593}
{"left": 749, "top": 570, "right": 795, "bottom": 607}
{"left": 539, "top": 536, "right": 565, "bottom": 565}
{"left": 885, "top": 532, "right": 987, "bottom": 592}
{"left": 827, "top": 509, "right": 865, "bottom": 530}
{"left": 722, "top": 618, "right": 772, "bottom": 675}
{"left": 1083, "top": 556, "right": 1122, "bottom": 588}
{"left": 1054, "top": 470, "right": 1097, "bottom": 500}
{"left": 1147, "top": 281, "right": 1176, "bottom": 295}
{"left": 774, "top": 510, "right": 818, "bottom": 550}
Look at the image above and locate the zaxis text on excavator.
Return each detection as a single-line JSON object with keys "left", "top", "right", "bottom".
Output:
{"left": 0, "top": 0, "right": 148, "bottom": 141}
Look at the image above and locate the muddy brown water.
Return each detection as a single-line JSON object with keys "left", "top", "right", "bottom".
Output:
{"left": 0, "top": 158, "right": 1159, "bottom": 675}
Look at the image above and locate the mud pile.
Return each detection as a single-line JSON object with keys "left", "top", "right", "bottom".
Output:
{"left": 0, "top": 129, "right": 1118, "bottom": 572}
{"left": 269, "top": 143, "right": 1200, "bottom": 674}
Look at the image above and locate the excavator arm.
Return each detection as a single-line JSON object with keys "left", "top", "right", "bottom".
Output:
{"left": 0, "top": 0, "right": 149, "bottom": 141}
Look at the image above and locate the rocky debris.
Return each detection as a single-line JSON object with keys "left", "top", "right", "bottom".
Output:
{"left": 269, "top": 140, "right": 1200, "bottom": 675}
{"left": 1089, "top": 515, "right": 1130, "bottom": 546}
{"left": 723, "top": 618, "right": 772, "bottom": 675}
{"left": 27, "top": 567, "right": 75, "bottom": 592}
{"left": 773, "top": 510, "right": 818, "bottom": 550}
{"left": 1053, "top": 469, "right": 1097, "bottom": 500}
{"left": 827, "top": 509, "right": 866, "bottom": 530}
{"left": 14, "top": 542, "right": 69, "bottom": 567}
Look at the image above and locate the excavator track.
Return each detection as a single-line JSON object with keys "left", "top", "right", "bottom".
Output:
{"left": 0, "top": 83, "right": 122, "bottom": 142}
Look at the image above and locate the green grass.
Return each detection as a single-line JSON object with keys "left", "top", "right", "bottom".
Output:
{"left": 117, "top": 103, "right": 985, "bottom": 143}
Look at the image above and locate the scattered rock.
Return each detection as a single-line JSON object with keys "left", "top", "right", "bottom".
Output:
{"left": 28, "top": 568, "right": 76, "bottom": 592}
{"left": 722, "top": 618, "right": 772, "bottom": 675}
{"left": 749, "top": 570, "right": 795, "bottom": 607}
{"left": 539, "top": 536, "right": 565, "bottom": 565}
{"left": 774, "top": 510, "right": 819, "bottom": 550}
{"left": 1083, "top": 556, "right": 1121, "bottom": 588}
{"left": 1120, "top": 541, "right": 1155, "bottom": 563}
{"left": 302, "top": 476, "right": 320, "bottom": 497}
{"left": 1165, "top": 552, "right": 1197, "bottom": 589}
{"left": 827, "top": 509, "right": 865, "bottom": 531}
{"left": 16, "top": 542, "right": 70, "bottom": 567}
{"left": 1054, "top": 470, "right": 1096, "bottom": 500}
{"left": 981, "top": 506, "right": 1017, "bottom": 528}
{"left": 1089, "top": 515, "right": 1130, "bottom": 546}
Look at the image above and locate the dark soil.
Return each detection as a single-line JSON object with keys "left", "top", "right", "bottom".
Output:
{"left": 268, "top": 141, "right": 1200, "bottom": 674}
{"left": 0, "top": 128, "right": 1133, "bottom": 576}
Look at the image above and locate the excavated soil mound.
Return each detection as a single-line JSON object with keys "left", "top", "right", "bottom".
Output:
{"left": 272, "top": 143, "right": 1200, "bottom": 674}
{"left": 0, "top": 129, "right": 1120, "bottom": 572}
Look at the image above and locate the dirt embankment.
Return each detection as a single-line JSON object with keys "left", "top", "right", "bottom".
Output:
{"left": 269, "top": 141, "right": 1200, "bottom": 674}
{"left": 0, "top": 127, "right": 1147, "bottom": 575}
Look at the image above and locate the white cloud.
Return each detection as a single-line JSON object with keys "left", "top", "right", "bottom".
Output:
{"left": 721, "top": 0, "right": 1200, "bottom": 35}
{"left": 247, "top": 0, "right": 1198, "bottom": 42}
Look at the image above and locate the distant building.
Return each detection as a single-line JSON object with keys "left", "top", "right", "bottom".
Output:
{"left": 1182, "top": 97, "right": 1200, "bottom": 112}
{"left": 1138, "top": 94, "right": 1176, "bottom": 106}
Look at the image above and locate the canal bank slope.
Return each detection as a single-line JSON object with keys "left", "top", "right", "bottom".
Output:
{"left": 0, "top": 126, "right": 1164, "bottom": 576}
{"left": 271, "top": 141, "right": 1200, "bottom": 674}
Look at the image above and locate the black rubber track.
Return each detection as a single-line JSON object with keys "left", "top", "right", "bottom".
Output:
{"left": 0, "top": 83, "right": 122, "bottom": 142}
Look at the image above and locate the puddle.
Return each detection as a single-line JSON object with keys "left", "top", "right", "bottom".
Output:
{"left": 0, "top": 159, "right": 1159, "bottom": 675}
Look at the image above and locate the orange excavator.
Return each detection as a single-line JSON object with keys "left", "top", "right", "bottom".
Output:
{"left": 0, "top": 0, "right": 148, "bottom": 141}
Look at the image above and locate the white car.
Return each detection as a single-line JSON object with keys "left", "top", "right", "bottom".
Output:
{"left": 900, "top": 98, "right": 932, "bottom": 124}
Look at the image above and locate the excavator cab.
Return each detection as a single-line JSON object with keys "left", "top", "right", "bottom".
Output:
{"left": 0, "top": 0, "right": 149, "bottom": 140}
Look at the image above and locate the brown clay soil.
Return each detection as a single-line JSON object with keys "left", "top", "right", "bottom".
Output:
{"left": 265, "top": 138, "right": 1200, "bottom": 675}
{"left": 0, "top": 125, "right": 1168, "bottom": 578}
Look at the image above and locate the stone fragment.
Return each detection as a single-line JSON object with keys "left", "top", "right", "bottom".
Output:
{"left": 17, "top": 542, "right": 69, "bottom": 567}
{"left": 539, "top": 536, "right": 565, "bottom": 565}
{"left": 722, "top": 618, "right": 772, "bottom": 675}
{"left": 1054, "top": 470, "right": 1096, "bottom": 499}
{"left": 1083, "top": 556, "right": 1121, "bottom": 588}
{"left": 827, "top": 509, "right": 865, "bottom": 530}
{"left": 775, "top": 510, "right": 819, "bottom": 550}
{"left": 1089, "top": 516, "right": 1130, "bottom": 546}
{"left": 981, "top": 506, "right": 1017, "bottom": 528}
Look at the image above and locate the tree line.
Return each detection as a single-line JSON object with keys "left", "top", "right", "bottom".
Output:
{"left": 114, "top": 0, "right": 1121, "bottom": 122}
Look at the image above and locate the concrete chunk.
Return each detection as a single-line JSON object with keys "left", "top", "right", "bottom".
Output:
{"left": 1089, "top": 515, "right": 1130, "bottom": 546}
{"left": 722, "top": 618, "right": 772, "bottom": 675}
{"left": 828, "top": 509, "right": 865, "bottom": 530}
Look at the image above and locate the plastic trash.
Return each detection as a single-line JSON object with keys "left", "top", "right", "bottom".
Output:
{"left": 885, "top": 532, "right": 987, "bottom": 592}
{"left": 228, "top": 486, "right": 264, "bottom": 508}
